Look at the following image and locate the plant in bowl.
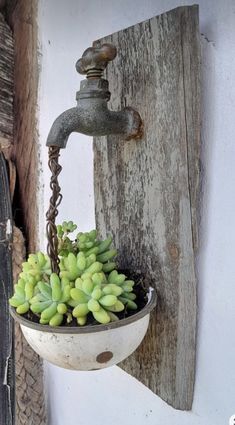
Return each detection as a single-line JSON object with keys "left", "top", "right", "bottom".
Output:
{"left": 9, "top": 220, "right": 156, "bottom": 370}
{"left": 10, "top": 221, "right": 141, "bottom": 326}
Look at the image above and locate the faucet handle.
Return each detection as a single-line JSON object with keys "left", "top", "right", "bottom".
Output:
{"left": 76, "top": 43, "right": 117, "bottom": 79}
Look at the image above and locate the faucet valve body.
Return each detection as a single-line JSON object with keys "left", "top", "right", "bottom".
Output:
{"left": 46, "top": 43, "right": 143, "bottom": 148}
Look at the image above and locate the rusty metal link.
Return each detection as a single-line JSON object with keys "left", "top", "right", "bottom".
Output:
{"left": 46, "top": 146, "right": 62, "bottom": 274}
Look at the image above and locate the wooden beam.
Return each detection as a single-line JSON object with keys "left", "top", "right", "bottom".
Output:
{"left": 10, "top": 0, "right": 39, "bottom": 253}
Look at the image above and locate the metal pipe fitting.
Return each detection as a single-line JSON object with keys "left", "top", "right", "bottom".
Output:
{"left": 46, "top": 43, "right": 143, "bottom": 149}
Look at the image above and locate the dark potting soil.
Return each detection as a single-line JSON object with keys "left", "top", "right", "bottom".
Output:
{"left": 21, "top": 270, "right": 150, "bottom": 328}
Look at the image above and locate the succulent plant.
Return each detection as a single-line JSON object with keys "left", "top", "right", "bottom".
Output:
{"left": 30, "top": 273, "right": 71, "bottom": 326}
{"left": 20, "top": 252, "right": 51, "bottom": 280}
{"left": 9, "top": 252, "right": 51, "bottom": 314}
{"left": 57, "top": 221, "right": 77, "bottom": 256}
{"left": 9, "top": 278, "right": 36, "bottom": 315}
{"left": 69, "top": 269, "right": 136, "bottom": 325}
{"left": 9, "top": 222, "right": 138, "bottom": 327}
{"left": 59, "top": 248, "right": 117, "bottom": 282}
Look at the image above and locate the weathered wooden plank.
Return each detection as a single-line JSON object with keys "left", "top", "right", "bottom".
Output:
{"left": 6, "top": 2, "right": 47, "bottom": 424}
{"left": 10, "top": 0, "right": 40, "bottom": 253}
{"left": 94, "top": 6, "right": 200, "bottom": 410}
{"left": 0, "top": 13, "right": 14, "bottom": 148}
{"left": 0, "top": 152, "right": 15, "bottom": 425}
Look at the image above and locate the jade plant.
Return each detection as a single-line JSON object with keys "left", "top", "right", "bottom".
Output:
{"left": 9, "top": 221, "right": 138, "bottom": 326}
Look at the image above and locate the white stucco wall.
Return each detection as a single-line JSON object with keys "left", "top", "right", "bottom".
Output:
{"left": 37, "top": 1, "right": 235, "bottom": 424}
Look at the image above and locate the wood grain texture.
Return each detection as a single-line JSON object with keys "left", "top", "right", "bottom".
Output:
{"left": 10, "top": 0, "right": 39, "bottom": 253}
{"left": 94, "top": 6, "right": 200, "bottom": 410}
{"left": 0, "top": 13, "right": 13, "bottom": 148}
{"left": 6, "top": 2, "right": 47, "bottom": 423}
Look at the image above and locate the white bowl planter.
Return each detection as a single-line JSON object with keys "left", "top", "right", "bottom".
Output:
{"left": 11, "top": 288, "right": 156, "bottom": 370}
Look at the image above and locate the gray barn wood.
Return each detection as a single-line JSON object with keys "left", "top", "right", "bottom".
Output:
{"left": 94, "top": 6, "right": 200, "bottom": 410}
